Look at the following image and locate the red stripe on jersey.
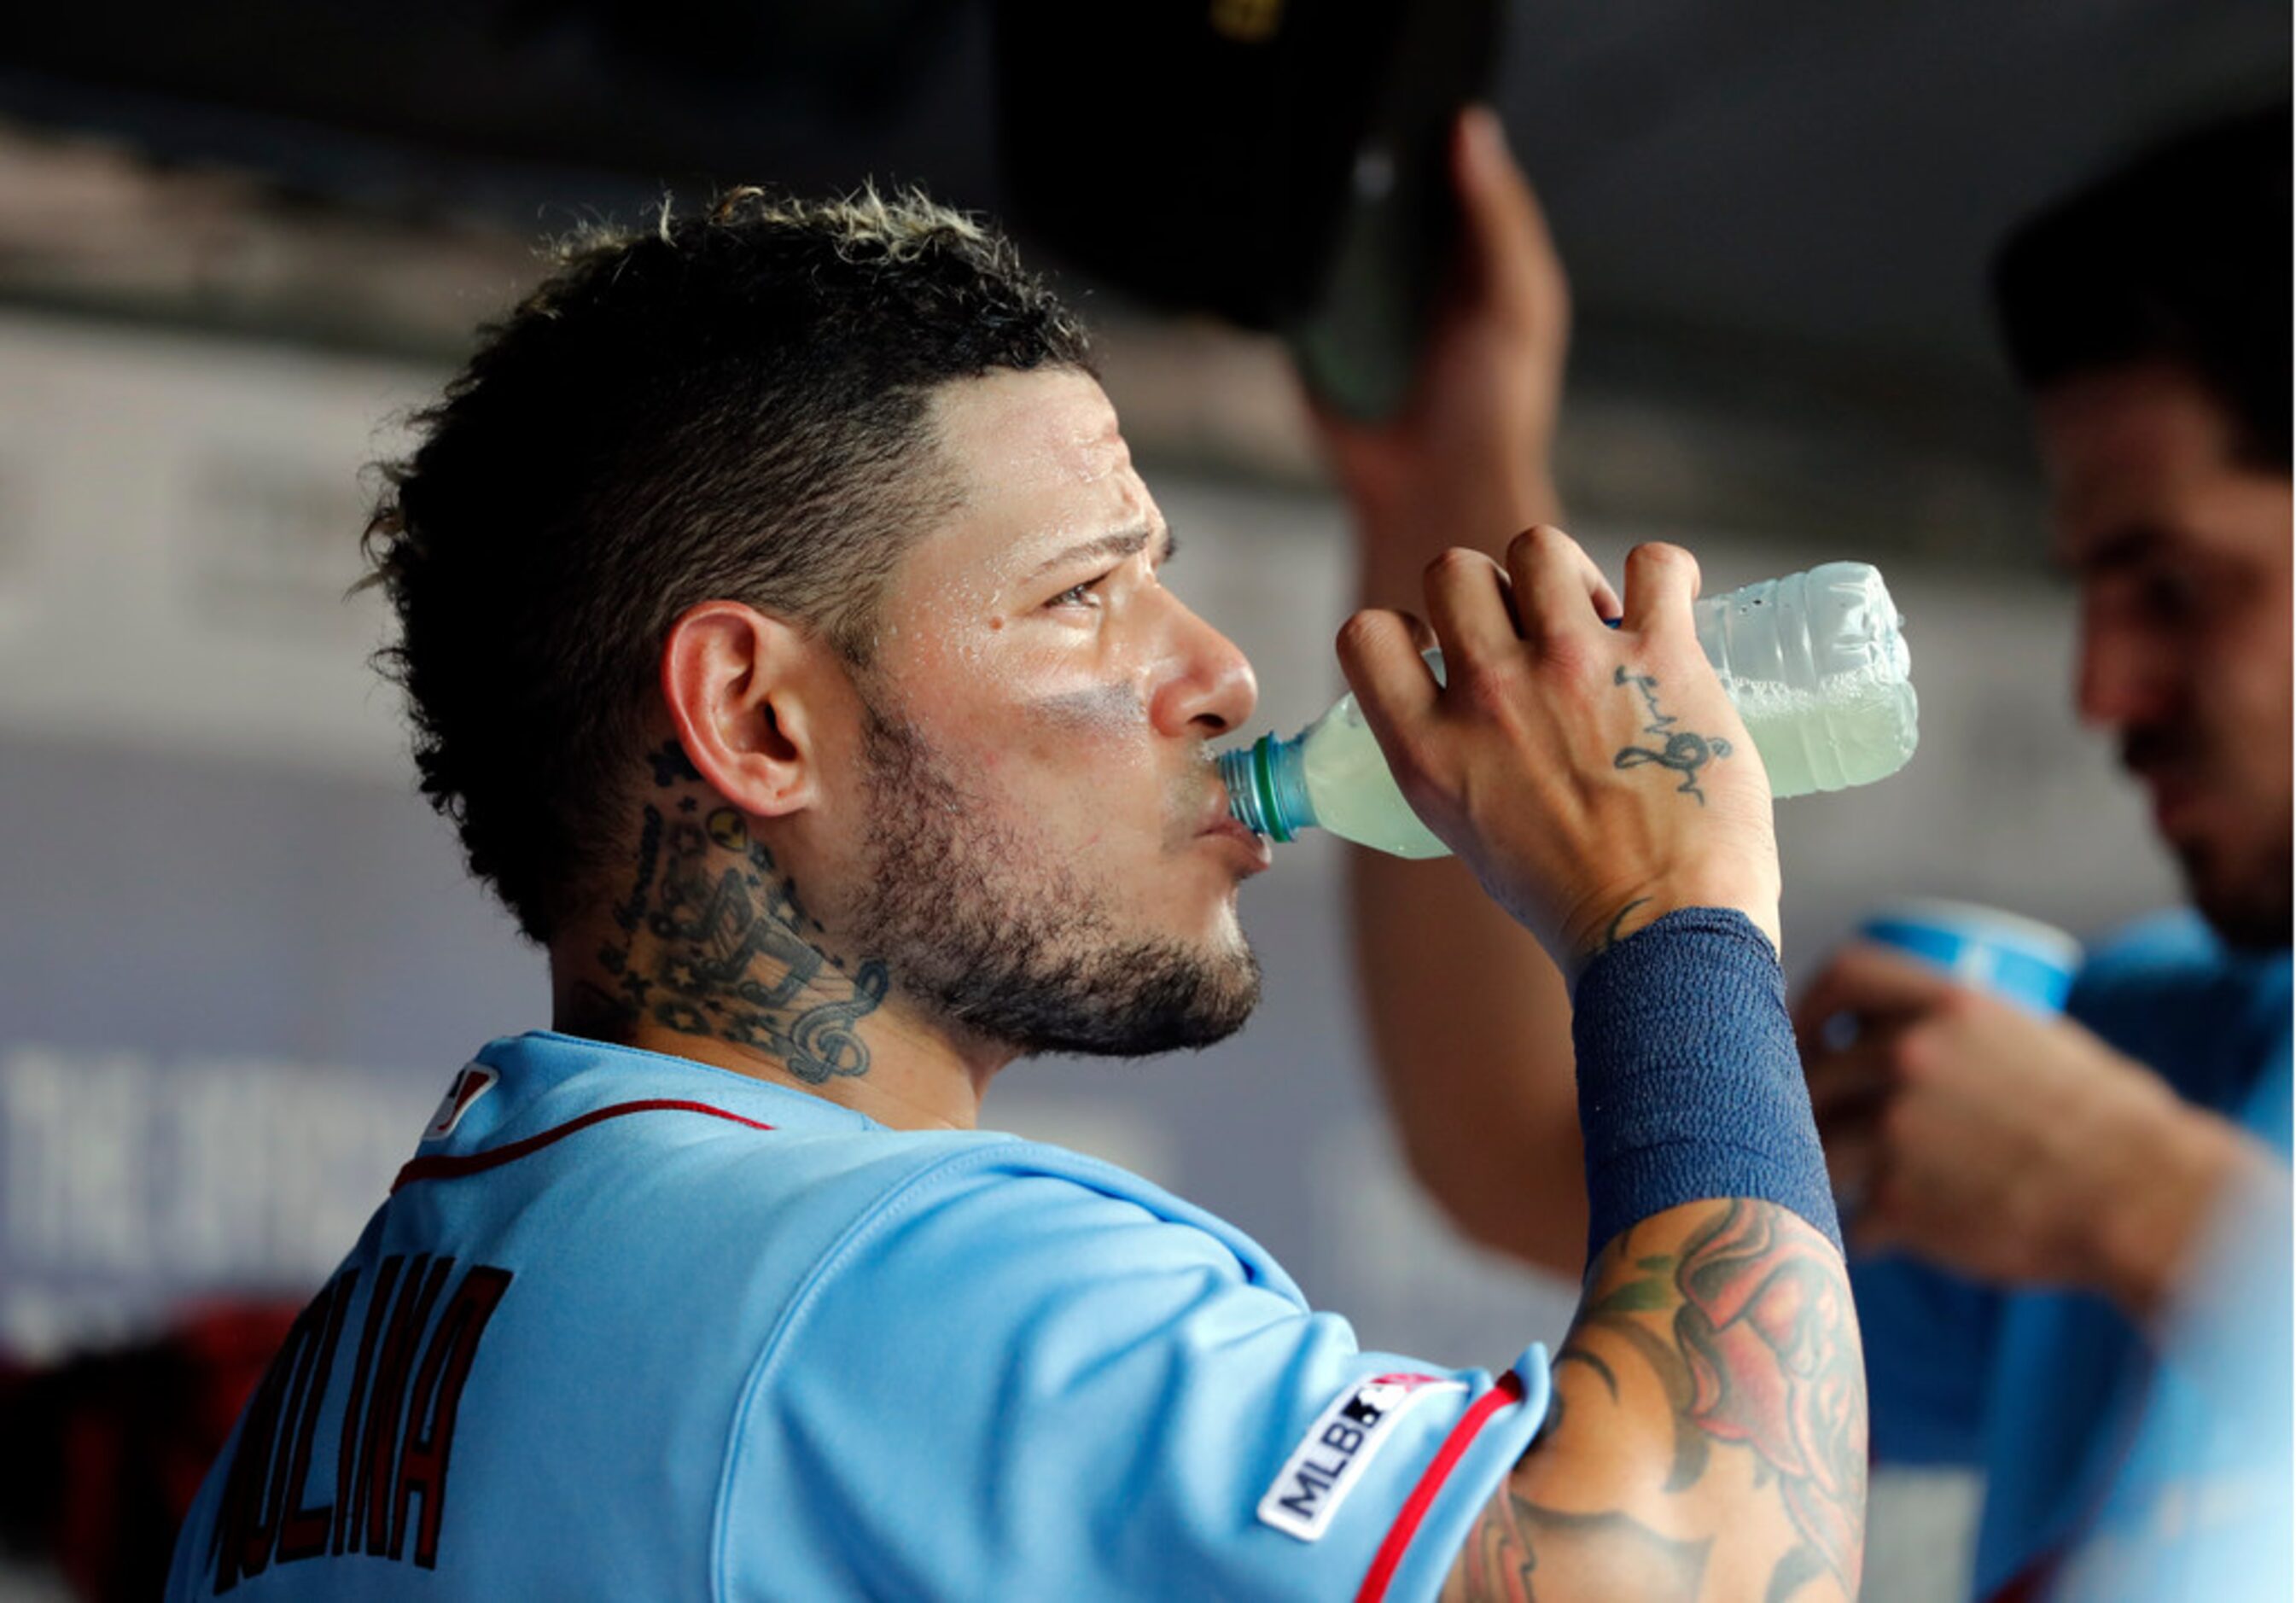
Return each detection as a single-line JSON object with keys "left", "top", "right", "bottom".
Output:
{"left": 390, "top": 1099, "right": 775, "bottom": 1192}
{"left": 1355, "top": 1368, "right": 1528, "bottom": 1603}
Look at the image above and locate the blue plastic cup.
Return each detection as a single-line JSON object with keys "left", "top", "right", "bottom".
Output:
{"left": 1856, "top": 898, "right": 2083, "bottom": 1014}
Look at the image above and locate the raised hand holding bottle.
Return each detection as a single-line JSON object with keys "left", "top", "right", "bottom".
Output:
{"left": 1225, "top": 558, "right": 1916, "bottom": 859}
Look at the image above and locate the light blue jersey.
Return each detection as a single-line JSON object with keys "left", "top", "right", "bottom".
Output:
{"left": 167, "top": 1032, "right": 1549, "bottom": 1600}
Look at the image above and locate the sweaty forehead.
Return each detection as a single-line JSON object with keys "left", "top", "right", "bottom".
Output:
{"left": 908, "top": 368, "right": 1154, "bottom": 587}
{"left": 935, "top": 368, "right": 1141, "bottom": 511}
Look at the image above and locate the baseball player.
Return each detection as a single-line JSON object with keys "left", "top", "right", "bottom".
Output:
{"left": 170, "top": 180, "right": 1862, "bottom": 1601}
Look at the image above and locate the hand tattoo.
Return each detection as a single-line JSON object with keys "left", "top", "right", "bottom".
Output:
{"left": 1588, "top": 897, "right": 1654, "bottom": 961}
{"left": 1611, "top": 667, "right": 1732, "bottom": 804}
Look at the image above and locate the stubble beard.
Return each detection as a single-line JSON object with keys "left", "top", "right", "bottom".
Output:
{"left": 2128, "top": 727, "right": 2294, "bottom": 950}
{"left": 2180, "top": 829, "right": 2293, "bottom": 952}
{"left": 847, "top": 705, "right": 1262, "bottom": 1057}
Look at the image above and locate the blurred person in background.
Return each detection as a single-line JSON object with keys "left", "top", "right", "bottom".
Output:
{"left": 1806, "top": 108, "right": 2292, "bottom": 1603}
{"left": 167, "top": 184, "right": 1868, "bottom": 1600}
{"left": 1335, "top": 106, "right": 2291, "bottom": 1601}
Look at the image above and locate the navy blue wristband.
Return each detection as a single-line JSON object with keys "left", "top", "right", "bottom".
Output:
{"left": 1570, "top": 906, "right": 1841, "bottom": 1266}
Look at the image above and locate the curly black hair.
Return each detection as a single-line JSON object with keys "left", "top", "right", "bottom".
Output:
{"left": 1993, "top": 104, "right": 2290, "bottom": 471}
{"left": 363, "top": 187, "right": 1094, "bottom": 943}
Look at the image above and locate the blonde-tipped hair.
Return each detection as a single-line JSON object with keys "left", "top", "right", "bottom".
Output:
{"left": 363, "top": 183, "right": 1092, "bottom": 944}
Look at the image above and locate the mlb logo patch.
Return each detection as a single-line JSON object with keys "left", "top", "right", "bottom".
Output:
{"left": 422, "top": 1064, "right": 498, "bottom": 1141}
{"left": 1257, "top": 1371, "right": 1464, "bottom": 1542}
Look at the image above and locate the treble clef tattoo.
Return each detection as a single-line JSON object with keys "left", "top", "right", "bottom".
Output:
{"left": 1611, "top": 666, "right": 1733, "bottom": 804}
{"left": 784, "top": 961, "right": 891, "bottom": 1084}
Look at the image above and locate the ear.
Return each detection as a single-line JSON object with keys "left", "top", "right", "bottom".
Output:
{"left": 659, "top": 601, "right": 832, "bottom": 819}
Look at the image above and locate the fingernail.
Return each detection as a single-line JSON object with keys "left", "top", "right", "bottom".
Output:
{"left": 1462, "top": 104, "right": 1509, "bottom": 164}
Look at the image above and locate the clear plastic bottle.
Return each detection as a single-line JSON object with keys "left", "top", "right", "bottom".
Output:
{"left": 1221, "top": 561, "right": 1918, "bottom": 858}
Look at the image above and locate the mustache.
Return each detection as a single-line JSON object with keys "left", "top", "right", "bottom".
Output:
{"left": 2120, "top": 726, "right": 2201, "bottom": 779}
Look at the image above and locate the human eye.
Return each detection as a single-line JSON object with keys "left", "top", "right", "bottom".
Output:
{"left": 1047, "top": 572, "right": 1112, "bottom": 610}
{"left": 2135, "top": 560, "right": 2203, "bottom": 626}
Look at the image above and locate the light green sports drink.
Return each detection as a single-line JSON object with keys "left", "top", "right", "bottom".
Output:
{"left": 1221, "top": 562, "right": 1918, "bottom": 858}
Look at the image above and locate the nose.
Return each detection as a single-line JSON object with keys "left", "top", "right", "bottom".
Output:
{"left": 1149, "top": 599, "right": 1258, "bottom": 739}
{"left": 2074, "top": 597, "right": 2179, "bottom": 732}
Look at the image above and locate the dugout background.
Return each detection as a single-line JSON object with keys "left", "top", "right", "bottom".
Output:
{"left": 0, "top": 2, "right": 2284, "bottom": 1597}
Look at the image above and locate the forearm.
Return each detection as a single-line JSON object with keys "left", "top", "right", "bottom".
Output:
{"left": 1442, "top": 910, "right": 1867, "bottom": 1600}
{"left": 1349, "top": 849, "right": 1586, "bottom": 1272}
{"left": 2086, "top": 1097, "right": 2281, "bottom": 1330}
{"left": 2153, "top": 1146, "right": 2293, "bottom": 1417}
{"left": 1353, "top": 477, "right": 1563, "bottom": 609}
{"left": 1348, "top": 479, "right": 1583, "bottom": 1273}
{"left": 1452, "top": 1200, "right": 1866, "bottom": 1603}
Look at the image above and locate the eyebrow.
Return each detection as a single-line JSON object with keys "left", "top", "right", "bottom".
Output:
{"left": 1023, "top": 522, "right": 1177, "bottom": 581}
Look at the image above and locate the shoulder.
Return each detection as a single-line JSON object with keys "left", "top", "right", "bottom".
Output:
{"left": 653, "top": 1113, "right": 1296, "bottom": 1280}
{"left": 758, "top": 1132, "right": 1310, "bottom": 1328}
{"left": 2069, "top": 911, "right": 2291, "bottom": 1106}
{"left": 2074, "top": 910, "right": 2228, "bottom": 992}
{"left": 2072, "top": 908, "right": 2289, "bottom": 1020}
{"left": 711, "top": 1137, "right": 1542, "bottom": 1603}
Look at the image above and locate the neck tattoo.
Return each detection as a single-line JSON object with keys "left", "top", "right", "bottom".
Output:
{"left": 573, "top": 742, "right": 889, "bottom": 1083}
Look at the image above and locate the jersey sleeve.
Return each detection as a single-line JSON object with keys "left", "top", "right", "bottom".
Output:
{"left": 1849, "top": 1251, "right": 2002, "bottom": 1466}
{"left": 716, "top": 1148, "right": 1549, "bottom": 1602}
